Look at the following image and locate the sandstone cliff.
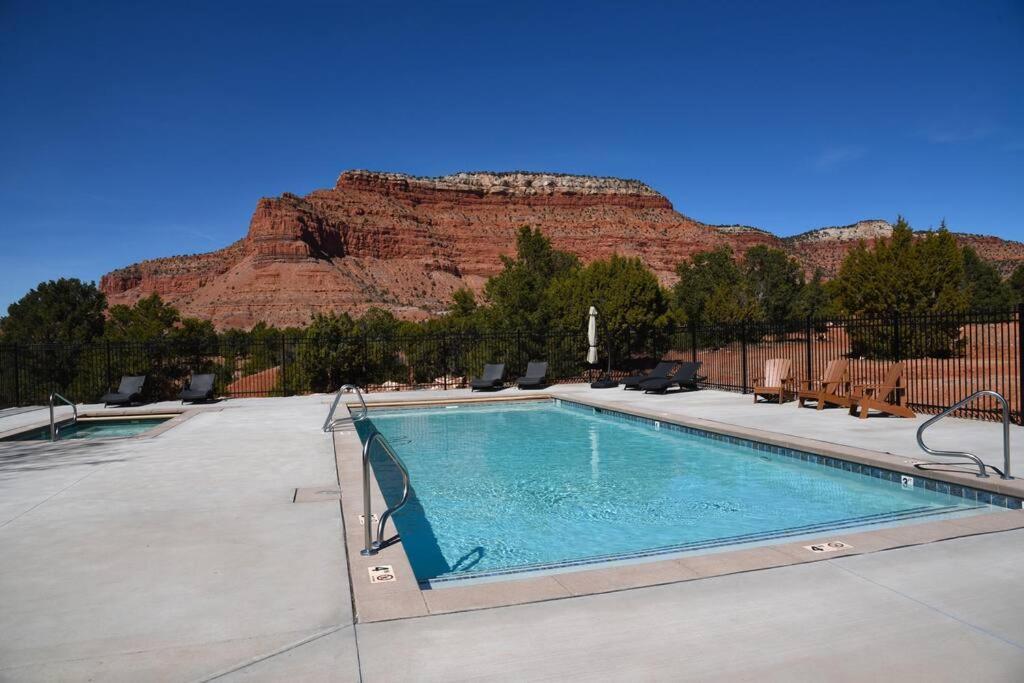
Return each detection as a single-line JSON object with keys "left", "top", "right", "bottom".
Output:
{"left": 99, "top": 171, "right": 1024, "bottom": 329}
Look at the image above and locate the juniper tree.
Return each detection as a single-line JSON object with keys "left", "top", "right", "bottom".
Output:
{"left": 544, "top": 254, "right": 670, "bottom": 364}
{"left": 1, "top": 278, "right": 106, "bottom": 345}
{"left": 671, "top": 247, "right": 748, "bottom": 323}
{"left": 1010, "top": 264, "right": 1024, "bottom": 305}
{"left": 482, "top": 226, "right": 579, "bottom": 330}
{"left": 742, "top": 245, "right": 805, "bottom": 325}
{"left": 0, "top": 278, "right": 107, "bottom": 401}
{"left": 961, "top": 246, "right": 1013, "bottom": 311}
{"left": 832, "top": 217, "right": 968, "bottom": 357}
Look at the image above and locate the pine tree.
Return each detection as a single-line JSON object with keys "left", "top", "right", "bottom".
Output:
{"left": 545, "top": 254, "right": 670, "bottom": 362}
{"left": 833, "top": 217, "right": 968, "bottom": 318}
{"left": 104, "top": 294, "right": 182, "bottom": 342}
{"left": 1, "top": 278, "right": 107, "bottom": 344}
{"left": 793, "top": 269, "right": 837, "bottom": 324}
{"left": 1010, "top": 264, "right": 1024, "bottom": 305}
{"left": 962, "top": 246, "right": 1013, "bottom": 311}
{"left": 672, "top": 247, "right": 747, "bottom": 323}
{"left": 482, "top": 226, "right": 579, "bottom": 330}
{"left": 0, "top": 278, "right": 108, "bottom": 400}
{"left": 742, "top": 246, "right": 805, "bottom": 324}
{"left": 832, "top": 217, "right": 968, "bottom": 357}
{"left": 913, "top": 222, "right": 968, "bottom": 315}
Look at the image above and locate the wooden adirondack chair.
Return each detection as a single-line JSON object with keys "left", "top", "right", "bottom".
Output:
{"left": 752, "top": 358, "right": 793, "bottom": 404}
{"left": 797, "top": 358, "right": 850, "bottom": 410}
{"left": 848, "top": 362, "right": 915, "bottom": 419}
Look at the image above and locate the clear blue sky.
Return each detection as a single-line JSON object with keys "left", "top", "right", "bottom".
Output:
{"left": 2, "top": 1, "right": 1022, "bottom": 311}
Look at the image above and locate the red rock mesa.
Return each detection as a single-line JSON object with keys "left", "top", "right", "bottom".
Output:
{"left": 100, "top": 170, "right": 1024, "bottom": 329}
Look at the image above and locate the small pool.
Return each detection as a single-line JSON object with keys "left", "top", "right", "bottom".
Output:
{"left": 358, "top": 400, "right": 1017, "bottom": 584}
{"left": 2, "top": 416, "right": 173, "bottom": 441}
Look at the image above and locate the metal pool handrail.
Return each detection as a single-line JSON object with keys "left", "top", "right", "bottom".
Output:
{"left": 48, "top": 392, "right": 77, "bottom": 442}
{"left": 360, "top": 430, "right": 411, "bottom": 556}
{"left": 322, "top": 384, "right": 368, "bottom": 432}
{"left": 916, "top": 390, "right": 1012, "bottom": 480}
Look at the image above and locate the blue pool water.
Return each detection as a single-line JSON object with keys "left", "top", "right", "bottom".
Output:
{"left": 3, "top": 417, "right": 171, "bottom": 441}
{"left": 359, "top": 401, "right": 1004, "bottom": 583}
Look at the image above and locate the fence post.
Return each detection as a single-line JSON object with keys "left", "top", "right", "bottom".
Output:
{"left": 804, "top": 316, "right": 813, "bottom": 382}
{"left": 105, "top": 340, "right": 112, "bottom": 391}
{"left": 740, "top": 321, "right": 748, "bottom": 394}
{"left": 363, "top": 333, "right": 370, "bottom": 382}
{"left": 1017, "top": 304, "right": 1024, "bottom": 424}
{"left": 280, "top": 336, "right": 288, "bottom": 396}
{"left": 516, "top": 330, "right": 523, "bottom": 376}
{"left": 442, "top": 334, "right": 448, "bottom": 390}
{"left": 13, "top": 344, "right": 21, "bottom": 407}
{"left": 689, "top": 322, "right": 697, "bottom": 364}
{"left": 892, "top": 312, "right": 902, "bottom": 361}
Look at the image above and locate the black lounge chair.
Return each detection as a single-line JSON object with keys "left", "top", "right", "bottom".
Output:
{"left": 180, "top": 373, "right": 216, "bottom": 403}
{"left": 641, "top": 361, "right": 705, "bottom": 393}
{"left": 101, "top": 375, "right": 146, "bottom": 406}
{"left": 469, "top": 363, "right": 506, "bottom": 391}
{"left": 621, "top": 361, "right": 675, "bottom": 390}
{"left": 517, "top": 361, "right": 548, "bottom": 389}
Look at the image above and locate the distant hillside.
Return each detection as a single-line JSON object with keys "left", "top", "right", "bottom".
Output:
{"left": 100, "top": 170, "right": 1024, "bottom": 329}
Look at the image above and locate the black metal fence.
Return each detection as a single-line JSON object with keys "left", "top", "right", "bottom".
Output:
{"left": 2, "top": 307, "right": 1022, "bottom": 423}
{"left": 624, "top": 307, "right": 1023, "bottom": 423}
{"left": 0, "top": 329, "right": 593, "bottom": 408}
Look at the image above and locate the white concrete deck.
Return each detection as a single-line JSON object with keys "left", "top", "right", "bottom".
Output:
{"left": 0, "top": 395, "right": 356, "bottom": 681}
{"left": 1, "top": 388, "right": 1022, "bottom": 680}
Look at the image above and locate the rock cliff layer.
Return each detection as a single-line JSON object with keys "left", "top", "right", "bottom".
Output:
{"left": 99, "top": 170, "right": 1024, "bottom": 329}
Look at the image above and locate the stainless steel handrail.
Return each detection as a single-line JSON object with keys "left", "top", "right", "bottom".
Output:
{"left": 360, "top": 430, "right": 411, "bottom": 556}
{"left": 916, "top": 390, "right": 1012, "bottom": 480}
{"left": 48, "top": 392, "right": 78, "bottom": 442}
{"left": 322, "top": 384, "right": 368, "bottom": 432}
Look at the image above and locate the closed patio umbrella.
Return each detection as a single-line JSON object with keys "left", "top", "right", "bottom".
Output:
{"left": 587, "top": 306, "right": 618, "bottom": 388}
{"left": 587, "top": 306, "right": 599, "bottom": 365}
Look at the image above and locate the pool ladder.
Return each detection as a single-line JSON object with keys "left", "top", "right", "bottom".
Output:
{"left": 359, "top": 431, "right": 411, "bottom": 556}
{"left": 916, "top": 390, "right": 1012, "bottom": 480}
{"left": 322, "top": 384, "right": 368, "bottom": 432}
{"left": 48, "top": 392, "right": 77, "bottom": 442}
{"left": 322, "top": 384, "right": 411, "bottom": 556}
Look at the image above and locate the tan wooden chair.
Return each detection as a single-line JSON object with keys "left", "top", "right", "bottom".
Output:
{"left": 848, "top": 362, "right": 915, "bottom": 419}
{"left": 752, "top": 358, "right": 793, "bottom": 404}
{"left": 797, "top": 358, "right": 850, "bottom": 410}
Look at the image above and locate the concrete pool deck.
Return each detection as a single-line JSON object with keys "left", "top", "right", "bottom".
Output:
{"left": 1, "top": 388, "right": 1023, "bottom": 680}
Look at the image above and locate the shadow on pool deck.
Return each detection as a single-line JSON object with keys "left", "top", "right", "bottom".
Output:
{"left": 0, "top": 440, "right": 131, "bottom": 473}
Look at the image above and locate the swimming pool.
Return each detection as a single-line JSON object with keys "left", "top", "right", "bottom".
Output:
{"left": 2, "top": 416, "right": 173, "bottom": 441}
{"left": 359, "top": 400, "right": 1015, "bottom": 584}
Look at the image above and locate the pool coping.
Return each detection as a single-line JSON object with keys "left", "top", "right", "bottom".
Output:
{"left": 332, "top": 394, "right": 1024, "bottom": 623}
{"left": 0, "top": 406, "right": 207, "bottom": 443}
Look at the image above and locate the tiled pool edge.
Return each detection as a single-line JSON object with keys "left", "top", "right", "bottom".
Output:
{"left": 421, "top": 504, "right": 983, "bottom": 586}
{"left": 559, "top": 394, "right": 1024, "bottom": 500}
{"left": 335, "top": 397, "right": 1024, "bottom": 623}
{"left": 556, "top": 398, "right": 1023, "bottom": 510}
